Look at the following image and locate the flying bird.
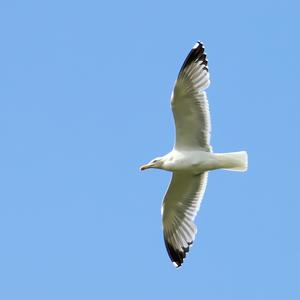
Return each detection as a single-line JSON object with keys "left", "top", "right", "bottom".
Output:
{"left": 140, "top": 41, "right": 248, "bottom": 267}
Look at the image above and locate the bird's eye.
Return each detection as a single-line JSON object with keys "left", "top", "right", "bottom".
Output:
{"left": 152, "top": 159, "right": 157, "bottom": 163}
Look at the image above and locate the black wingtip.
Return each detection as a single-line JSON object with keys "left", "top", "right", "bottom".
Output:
{"left": 178, "top": 41, "right": 208, "bottom": 77}
{"left": 164, "top": 237, "right": 193, "bottom": 268}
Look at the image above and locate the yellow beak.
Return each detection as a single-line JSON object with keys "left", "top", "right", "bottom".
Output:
{"left": 140, "top": 163, "right": 154, "bottom": 171}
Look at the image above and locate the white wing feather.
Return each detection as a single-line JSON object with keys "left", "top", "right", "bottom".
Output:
{"left": 171, "top": 42, "right": 211, "bottom": 151}
{"left": 162, "top": 172, "right": 208, "bottom": 267}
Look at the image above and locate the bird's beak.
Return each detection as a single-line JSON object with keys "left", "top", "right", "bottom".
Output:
{"left": 140, "top": 163, "right": 153, "bottom": 171}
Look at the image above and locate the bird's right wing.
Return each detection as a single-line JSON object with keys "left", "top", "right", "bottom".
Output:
{"left": 171, "top": 42, "right": 211, "bottom": 151}
{"left": 162, "top": 172, "right": 208, "bottom": 267}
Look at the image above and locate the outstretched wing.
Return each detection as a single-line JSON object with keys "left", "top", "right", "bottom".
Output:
{"left": 162, "top": 172, "right": 208, "bottom": 267}
{"left": 171, "top": 41, "right": 211, "bottom": 151}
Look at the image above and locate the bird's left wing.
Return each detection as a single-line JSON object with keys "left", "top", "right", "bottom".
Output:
{"left": 171, "top": 41, "right": 211, "bottom": 151}
{"left": 162, "top": 172, "right": 208, "bottom": 267}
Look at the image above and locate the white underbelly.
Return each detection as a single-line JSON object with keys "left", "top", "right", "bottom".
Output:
{"left": 168, "top": 150, "right": 218, "bottom": 173}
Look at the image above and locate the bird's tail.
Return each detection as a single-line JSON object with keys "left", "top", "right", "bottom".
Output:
{"left": 214, "top": 151, "right": 248, "bottom": 172}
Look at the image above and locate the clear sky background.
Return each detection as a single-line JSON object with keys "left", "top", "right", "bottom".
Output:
{"left": 0, "top": 0, "right": 299, "bottom": 299}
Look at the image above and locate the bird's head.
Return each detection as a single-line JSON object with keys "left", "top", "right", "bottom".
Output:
{"left": 140, "top": 157, "right": 164, "bottom": 171}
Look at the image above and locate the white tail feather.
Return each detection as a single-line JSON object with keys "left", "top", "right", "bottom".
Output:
{"left": 215, "top": 151, "right": 248, "bottom": 172}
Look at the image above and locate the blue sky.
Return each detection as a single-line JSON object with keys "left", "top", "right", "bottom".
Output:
{"left": 0, "top": 0, "right": 300, "bottom": 299}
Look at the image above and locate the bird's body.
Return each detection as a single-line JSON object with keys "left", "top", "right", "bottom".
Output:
{"left": 156, "top": 149, "right": 247, "bottom": 174}
{"left": 141, "top": 41, "right": 248, "bottom": 267}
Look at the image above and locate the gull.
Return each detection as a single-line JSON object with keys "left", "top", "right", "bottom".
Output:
{"left": 140, "top": 41, "right": 248, "bottom": 267}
